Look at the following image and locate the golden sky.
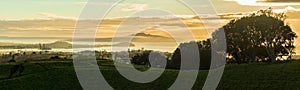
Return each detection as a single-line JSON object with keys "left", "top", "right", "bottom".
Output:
{"left": 1, "top": 0, "right": 300, "bottom": 52}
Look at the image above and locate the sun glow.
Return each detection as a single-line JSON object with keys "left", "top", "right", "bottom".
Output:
{"left": 233, "top": 0, "right": 300, "bottom": 6}
{"left": 236, "top": 0, "right": 257, "bottom": 5}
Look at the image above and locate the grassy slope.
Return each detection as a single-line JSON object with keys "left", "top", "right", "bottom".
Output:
{"left": 0, "top": 60, "right": 299, "bottom": 90}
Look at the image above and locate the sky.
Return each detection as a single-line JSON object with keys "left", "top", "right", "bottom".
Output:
{"left": 1, "top": 0, "right": 300, "bottom": 52}
{"left": 1, "top": 0, "right": 300, "bottom": 20}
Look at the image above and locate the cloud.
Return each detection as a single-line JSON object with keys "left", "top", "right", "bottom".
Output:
{"left": 74, "top": 2, "right": 88, "bottom": 5}
{"left": 273, "top": 6, "right": 300, "bottom": 13}
{"left": 3, "top": 27, "right": 73, "bottom": 31}
{"left": 37, "top": 12, "right": 77, "bottom": 20}
{"left": 0, "top": 13, "right": 239, "bottom": 32}
{"left": 224, "top": 0, "right": 300, "bottom": 6}
{"left": 0, "top": 18, "right": 77, "bottom": 31}
{"left": 121, "top": 4, "right": 148, "bottom": 12}
{"left": 259, "top": 0, "right": 300, "bottom": 3}
{"left": 74, "top": 1, "right": 148, "bottom": 12}
{"left": 0, "top": 13, "right": 252, "bottom": 39}
{"left": 73, "top": 1, "right": 118, "bottom": 6}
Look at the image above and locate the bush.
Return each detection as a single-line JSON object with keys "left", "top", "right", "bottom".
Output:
{"left": 131, "top": 51, "right": 167, "bottom": 68}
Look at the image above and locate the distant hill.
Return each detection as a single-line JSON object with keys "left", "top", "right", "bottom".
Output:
{"left": 47, "top": 41, "right": 72, "bottom": 48}
{"left": 0, "top": 41, "right": 135, "bottom": 49}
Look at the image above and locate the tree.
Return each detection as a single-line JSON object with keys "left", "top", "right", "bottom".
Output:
{"left": 131, "top": 51, "right": 167, "bottom": 67}
{"left": 169, "top": 39, "right": 212, "bottom": 69}
{"left": 214, "top": 8, "right": 297, "bottom": 63}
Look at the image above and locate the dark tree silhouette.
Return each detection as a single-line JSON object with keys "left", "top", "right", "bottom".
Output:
{"left": 170, "top": 8, "right": 297, "bottom": 66}
{"left": 131, "top": 51, "right": 167, "bottom": 67}
{"left": 214, "top": 8, "right": 297, "bottom": 63}
{"left": 170, "top": 39, "right": 212, "bottom": 69}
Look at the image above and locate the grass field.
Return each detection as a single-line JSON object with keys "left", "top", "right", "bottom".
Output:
{"left": 0, "top": 59, "right": 299, "bottom": 90}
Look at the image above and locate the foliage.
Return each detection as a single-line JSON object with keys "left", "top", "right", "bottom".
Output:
{"left": 131, "top": 51, "right": 167, "bottom": 67}
{"left": 169, "top": 39, "right": 212, "bottom": 69}
{"left": 213, "top": 8, "right": 297, "bottom": 63}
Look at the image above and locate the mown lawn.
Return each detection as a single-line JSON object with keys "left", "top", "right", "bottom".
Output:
{"left": 0, "top": 59, "right": 299, "bottom": 90}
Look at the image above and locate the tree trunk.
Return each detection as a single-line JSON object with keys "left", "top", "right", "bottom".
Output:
{"left": 267, "top": 47, "right": 276, "bottom": 62}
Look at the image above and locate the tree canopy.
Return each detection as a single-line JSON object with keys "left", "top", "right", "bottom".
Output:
{"left": 213, "top": 8, "right": 297, "bottom": 63}
{"left": 169, "top": 8, "right": 297, "bottom": 67}
{"left": 170, "top": 39, "right": 212, "bottom": 69}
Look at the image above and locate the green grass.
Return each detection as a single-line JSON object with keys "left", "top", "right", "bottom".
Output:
{"left": 0, "top": 59, "right": 299, "bottom": 90}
